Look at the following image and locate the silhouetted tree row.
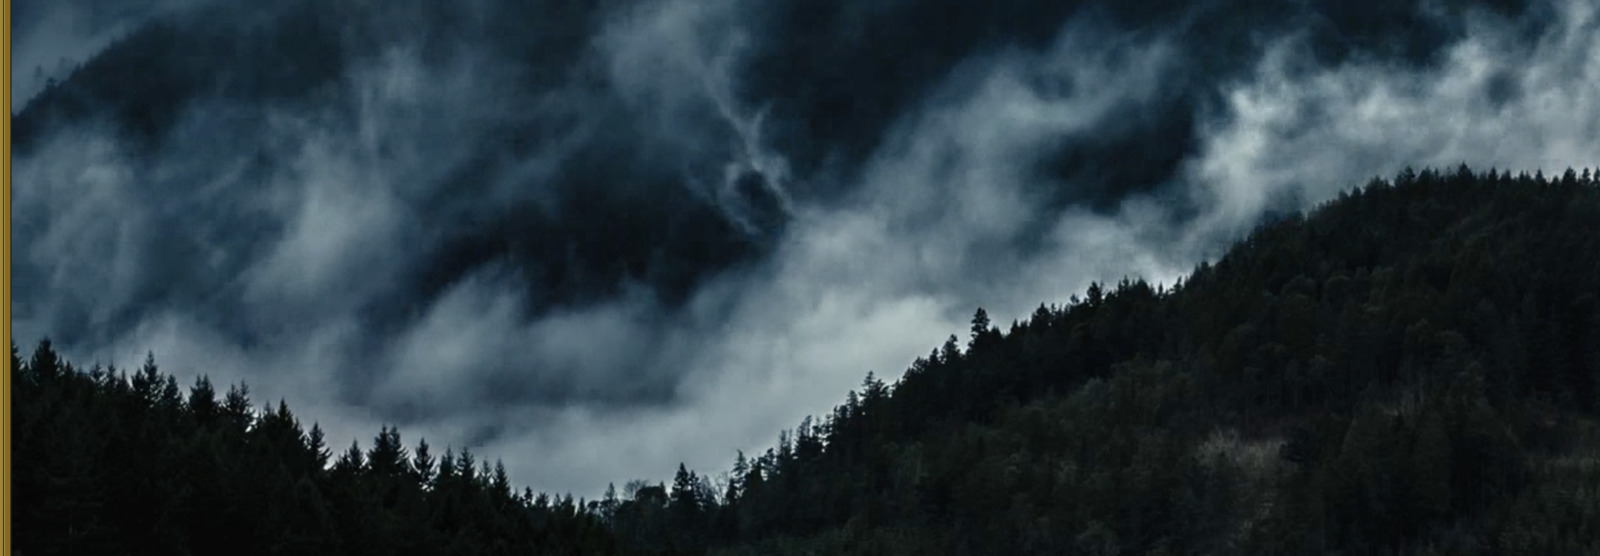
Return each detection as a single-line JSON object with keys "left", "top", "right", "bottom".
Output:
{"left": 11, "top": 343, "right": 616, "bottom": 556}
{"left": 619, "top": 166, "right": 1600, "bottom": 554}
{"left": 16, "top": 166, "right": 1600, "bottom": 554}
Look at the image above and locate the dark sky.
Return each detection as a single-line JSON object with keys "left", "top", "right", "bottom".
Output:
{"left": 12, "top": 0, "right": 1600, "bottom": 496}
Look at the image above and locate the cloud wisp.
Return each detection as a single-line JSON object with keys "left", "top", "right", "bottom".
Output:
{"left": 12, "top": 0, "right": 1600, "bottom": 497}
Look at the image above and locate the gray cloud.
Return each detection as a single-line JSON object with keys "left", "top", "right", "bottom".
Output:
{"left": 597, "top": 0, "right": 795, "bottom": 239}
{"left": 13, "top": 0, "right": 1600, "bottom": 499}
{"left": 1183, "top": 0, "right": 1600, "bottom": 252}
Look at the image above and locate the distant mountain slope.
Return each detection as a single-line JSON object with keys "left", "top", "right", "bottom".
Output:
{"left": 644, "top": 166, "right": 1600, "bottom": 555}
{"left": 16, "top": 167, "right": 1600, "bottom": 555}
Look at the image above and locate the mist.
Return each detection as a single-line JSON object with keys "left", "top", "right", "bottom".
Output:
{"left": 12, "top": 0, "right": 1600, "bottom": 496}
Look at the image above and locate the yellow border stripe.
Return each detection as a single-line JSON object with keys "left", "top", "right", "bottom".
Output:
{"left": 3, "top": 0, "right": 11, "bottom": 551}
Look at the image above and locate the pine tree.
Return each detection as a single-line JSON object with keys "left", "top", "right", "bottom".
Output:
{"left": 223, "top": 382, "right": 253, "bottom": 431}
{"left": 334, "top": 440, "right": 366, "bottom": 476}
{"left": 413, "top": 438, "right": 437, "bottom": 488}
{"left": 728, "top": 451, "right": 749, "bottom": 503}
{"left": 456, "top": 447, "right": 478, "bottom": 485}
{"left": 308, "top": 423, "right": 331, "bottom": 471}
{"left": 941, "top": 334, "right": 962, "bottom": 362}
{"left": 367, "top": 425, "right": 408, "bottom": 478}
{"left": 492, "top": 460, "right": 513, "bottom": 503}
{"left": 132, "top": 351, "right": 161, "bottom": 405}
{"left": 29, "top": 338, "right": 60, "bottom": 380}
{"left": 970, "top": 307, "right": 992, "bottom": 349}
{"left": 190, "top": 376, "right": 219, "bottom": 422}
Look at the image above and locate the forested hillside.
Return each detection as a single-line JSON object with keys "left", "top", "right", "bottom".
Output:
{"left": 15, "top": 166, "right": 1600, "bottom": 555}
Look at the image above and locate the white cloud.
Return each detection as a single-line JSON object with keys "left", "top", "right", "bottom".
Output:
{"left": 1185, "top": 0, "right": 1600, "bottom": 251}
{"left": 16, "top": 0, "right": 1600, "bottom": 502}
{"left": 453, "top": 16, "right": 1193, "bottom": 495}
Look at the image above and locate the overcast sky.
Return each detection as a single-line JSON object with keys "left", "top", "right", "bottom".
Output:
{"left": 12, "top": 0, "right": 1600, "bottom": 497}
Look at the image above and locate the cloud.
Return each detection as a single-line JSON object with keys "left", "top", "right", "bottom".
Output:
{"left": 458, "top": 13, "right": 1196, "bottom": 494}
{"left": 14, "top": 0, "right": 775, "bottom": 494}
{"left": 13, "top": 0, "right": 1600, "bottom": 500}
{"left": 597, "top": 0, "right": 794, "bottom": 240}
{"left": 1182, "top": 0, "right": 1600, "bottom": 251}
{"left": 13, "top": 16, "right": 594, "bottom": 459}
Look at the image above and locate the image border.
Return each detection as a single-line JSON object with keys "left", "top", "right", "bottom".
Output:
{"left": 3, "top": 0, "right": 13, "bottom": 552}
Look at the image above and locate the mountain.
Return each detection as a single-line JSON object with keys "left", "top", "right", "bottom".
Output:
{"left": 683, "top": 166, "right": 1600, "bottom": 554}
{"left": 15, "top": 167, "right": 1600, "bottom": 555}
{"left": 16, "top": 0, "right": 1597, "bottom": 501}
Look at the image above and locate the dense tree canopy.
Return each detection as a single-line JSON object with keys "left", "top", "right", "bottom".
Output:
{"left": 15, "top": 166, "right": 1600, "bottom": 554}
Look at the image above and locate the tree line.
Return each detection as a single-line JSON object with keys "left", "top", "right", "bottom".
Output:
{"left": 15, "top": 165, "right": 1600, "bottom": 554}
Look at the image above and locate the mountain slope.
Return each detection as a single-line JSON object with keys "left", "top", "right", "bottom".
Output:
{"left": 14, "top": 167, "right": 1600, "bottom": 555}
{"left": 638, "top": 166, "right": 1600, "bottom": 555}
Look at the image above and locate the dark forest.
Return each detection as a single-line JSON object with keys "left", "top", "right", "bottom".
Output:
{"left": 17, "top": 167, "right": 1600, "bottom": 554}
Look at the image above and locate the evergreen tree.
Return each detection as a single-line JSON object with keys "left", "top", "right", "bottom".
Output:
{"left": 969, "top": 307, "right": 992, "bottom": 349}
{"left": 413, "top": 438, "right": 437, "bottom": 488}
